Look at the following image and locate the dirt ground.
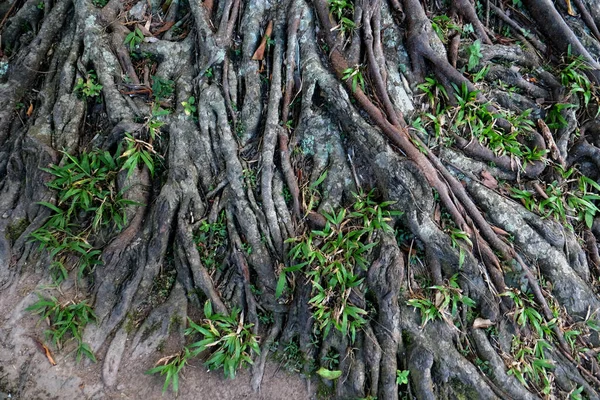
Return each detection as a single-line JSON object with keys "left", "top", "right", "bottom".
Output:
{"left": 0, "top": 273, "right": 309, "bottom": 400}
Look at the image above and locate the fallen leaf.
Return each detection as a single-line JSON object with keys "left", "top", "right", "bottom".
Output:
{"left": 480, "top": 170, "right": 497, "bottom": 189}
{"left": 26, "top": 102, "right": 33, "bottom": 117}
{"left": 43, "top": 343, "right": 57, "bottom": 366}
{"left": 31, "top": 336, "right": 56, "bottom": 366}
{"left": 473, "top": 318, "right": 494, "bottom": 329}
{"left": 251, "top": 21, "right": 273, "bottom": 61}
{"left": 137, "top": 23, "right": 152, "bottom": 37}
{"left": 152, "top": 21, "right": 175, "bottom": 36}
{"left": 433, "top": 204, "right": 441, "bottom": 223}
{"left": 537, "top": 119, "right": 564, "bottom": 166}
{"left": 490, "top": 225, "right": 509, "bottom": 237}
{"left": 566, "top": 0, "right": 575, "bottom": 16}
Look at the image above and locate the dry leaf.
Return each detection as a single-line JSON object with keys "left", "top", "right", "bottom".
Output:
{"left": 537, "top": 119, "right": 564, "bottom": 166}
{"left": 153, "top": 21, "right": 175, "bottom": 36}
{"left": 433, "top": 203, "right": 441, "bottom": 223}
{"left": 435, "top": 291, "right": 444, "bottom": 307}
{"left": 137, "top": 23, "right": 152, "bottom": 37}
{"left": 473, "top": 318, "right": 494, "bottom": 329}
{"left": 26, "top": 102, "right": 33, "bottom": 117}
{"left": 480, "top": 170, "right": 497, "bottom": 189}
{"left": 251, "top": 21, "right": 273, "bottom": 61}
{"left": 566, "top": 0, "right": 575, "bottom": 16}
{"left": 490, "top": 225, "right": 509, "bottom": 237}
{"left": 43, "top": 344, "right": 57, "bottom": 366}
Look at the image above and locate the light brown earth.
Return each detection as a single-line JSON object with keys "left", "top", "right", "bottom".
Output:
{"left": 0, "top": 273, "right": 309, "bottom": 400}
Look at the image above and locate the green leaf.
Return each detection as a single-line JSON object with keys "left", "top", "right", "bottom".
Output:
{"left": 275, "top": 273, "right": 287, "bottom": 299}
{"left": 316, "top": 367, "right": 342, "bottom": 380}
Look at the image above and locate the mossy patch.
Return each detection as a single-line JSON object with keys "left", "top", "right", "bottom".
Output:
{"left": 5, "top": 218, "right": 29, "bottom": 244}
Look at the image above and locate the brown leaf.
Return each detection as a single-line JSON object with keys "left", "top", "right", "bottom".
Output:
{"left": 433, "top": 203, "right": 441, "bottom": 223}
{"left": 152, "top": 21, "right": 175, "bottom": 36}
{"left": 136, "top": 23, "right": 152, "bottom": 37}
{"left": 480, "top": 170, "right": 497, "bottom": 189}
{"left": 490, "top": 225, "right": 509, "bottom": 237}
{"left": 251, "top": 21, "right": 273, "bottom": 61}
{"left": 473, "top": 318, "right": 494, "bottom": 329}
{"left": 43, "top": 344, "right": 57, "bottom": 366}
{"left": 566, "top": 0, "right": 576, "bottom": 16}
{"left": 26, "top": 102, "right": 33, "bottom": 117}
{"left": 537, "top": 119, "right": 564, "bottom": 166}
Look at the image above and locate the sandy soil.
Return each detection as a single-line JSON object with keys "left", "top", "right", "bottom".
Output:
{"left": 0, "top": 273, "right": 309, "bottom": 400}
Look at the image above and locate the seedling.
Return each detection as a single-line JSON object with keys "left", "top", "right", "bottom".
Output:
{"left": 74, "top": 70, "right": 102, "bottom": 99}
{"left": 342, "top": 65, "right": 365, "bottom": 92}
{"left": 396, "top": 369, "right": 410, "bottom": 385}
{"left": 121, "top": 132, "right": 156, "bottom": 178}
{"left": 124, "top": 27, "right": 144, "bottom": 52}
{"left": 328, "top": 0, "right": 356, "bottom": 36}
{"left": 30, "top": 143, "right": 142, "bottom": 282}
{"left": 280, "top": 191, "right": 402, "bottom": 342}
{"left": 151, "top": 76, "right": 174, "bottom": 100}
{"left": 194, "top": 211, "right": 228, "bottom": 270}
{"left": 186, "top": 301, "right": 260, "bottom": 379}
{"left": 407, "top": 274, "right": 475, "bottom": 327}
{"left": 181, "top": 96, "right": 196, "bottom": 116}
{"left": 26, "top": 294, "right": 97, "bottom": 362}
{"left": 146, "top": 349, "right": 190, "bottom": 394}
{"left": 466, "top": 40, "right": 483, "bottom": 72}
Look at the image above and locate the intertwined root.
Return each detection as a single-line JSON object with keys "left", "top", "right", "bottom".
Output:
{"left": 2, "top": 0, "right": 600, "bottom": 398}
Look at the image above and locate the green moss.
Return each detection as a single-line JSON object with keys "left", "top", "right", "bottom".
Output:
{"left": 5, "top": 218, "right": 29, "bottom": 244}
{"left": 168, "top": 314, "right": 182, "bottom": 335}
{"left": 449, "top": 377, "right": 480, "bottom": 400}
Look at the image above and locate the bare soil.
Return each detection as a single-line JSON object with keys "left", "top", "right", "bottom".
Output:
{"left": 0, "top": 273, "right": 308, "bottom": 400}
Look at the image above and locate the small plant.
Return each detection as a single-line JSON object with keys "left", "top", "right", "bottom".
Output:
{"left": 507, "top": 336, "right": 555, "bottom": 395}
{"left": 342, "top": 65, "right": 365, "bottom": 92}
{"left": 242, "top": 168, "right": 257, "bottom": 189}
{"left": 407, "top": 274, "right": 475, "bottom": 327}
{"left": 194, "top": 211, "right": 228, "bottom": 270}
{"left": 271, "top": 340, "right": 304, "bottom": 373}
{"left": 430, "top": 15, "right": 462, "bottom": 43}
{"left": 145, "top": 349, "right": 190, "bottom": 394}
{"left": 544, "top": 102, "right": 577, "bottom": 130}
{"left": 417, "top": 76, "right": 448, "bottom": 109}
{"left": 147, "top": 301, "right": 260, "bottom": 393}
{"left": 321, "top": 349, "right": 340, "bottom": 369}
{"left": 151, "top": 76, "right": 174, "bottom": 100}
{"left": 466, "top": 40, "right": 483, "bottom": 72}
{"left": 121, "top": 132, "right": 156, "bottom": 178}
{"left": 26, "top": 294, "right": 97, "bottom": 362}
{"left": 510, "top": 175, "right": 600, "bottom": 229}
{"left": 92, "top": 0, "right": 108, "bottom": 6}
{"left": 570, "top": 386, "right": 585, "bottom": 400}
{"left": 559, "top": 48, "right": 595, "bottom": 107}
{"left": 37, "top": 1, "right": 44, "bottom": 10}
{"left": 396, "top": 369, "right": 410, "bottom": 385}
{"left": 328, "top": 0, "right": 356, "bottom": 36}
{"left": 182, "top": 96, "right": 196, "bottom": 116}
{"left": 30, "top": 143, "right": 142, "bottom": 282}
{"left": 447, "top": 228, "right": 472, "bottom": 268}
{"left": 124, "top": 27, "right": 144, "bottom": 52}
{"left": 148, "top": 103, "right": 169, "bottom": 140}
{"left": 501, "top": 290, "right": 553, "bottom": 338}
{"left": 280, "top": 191, "right": 402, "bottom": 341}
{"left": 472, "top": 64, "right": 490, "bottom": 83}
{"left": 186, "top": 301, "right": 260, "bottom": 379}
{"left": 74, "top": 70, "right": 103, "bottom": 99}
